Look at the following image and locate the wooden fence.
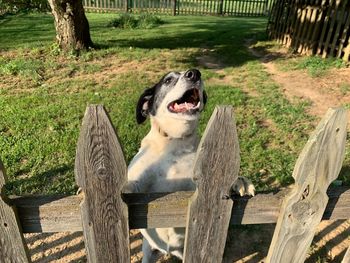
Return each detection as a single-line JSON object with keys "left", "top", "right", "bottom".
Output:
{"left": 267, "top": 0, "right": 350, "bottom": 62}
{"left": 0, "top": 105, "right": 349, "bottom": 262}
{"left": 83, "top": 0, "right": 271, "bottom": 16}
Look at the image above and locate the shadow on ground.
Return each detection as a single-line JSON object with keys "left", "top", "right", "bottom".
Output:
{"left": 24, "top": 220, "right": 350, "bottom": 262}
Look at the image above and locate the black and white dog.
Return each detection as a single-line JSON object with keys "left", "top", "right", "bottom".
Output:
{"left": 126, "top": 69, "right": 255, "bottom": 262}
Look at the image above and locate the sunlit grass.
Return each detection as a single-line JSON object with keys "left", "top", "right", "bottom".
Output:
{"left": 1, "top": 12, "right": 347, "bottom": 195}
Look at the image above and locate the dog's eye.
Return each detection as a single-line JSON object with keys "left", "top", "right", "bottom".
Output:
{"left": 164, "top": 77, "right": 173, "bottom": 84}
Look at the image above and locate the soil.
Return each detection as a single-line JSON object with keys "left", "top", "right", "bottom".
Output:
{"left": 24, "top": 44, "right": 350, "bottom": 262}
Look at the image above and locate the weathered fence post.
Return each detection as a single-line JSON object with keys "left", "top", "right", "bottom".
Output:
{"left": 0, "top": 158, "right": 30, "bottom": 263}
{"left": 218, "top": 0, "right": 224, "bottom": 15}
{"left": 75, "top": 105, "right": 130, "bottom": 263}
{"left": 266, "top": 108, "right": 348, "bottom": 263}
{"left": 183, "top": 106, "right": 240, "bottom": 263}
{"left": 125, "top": 0, "right": 129, "bottom": 12}
{"left": 173, "top": 0, "right": 177, "bottom": 16}
{"left": 342, "top": 246, "right": 350, "bottom": 263}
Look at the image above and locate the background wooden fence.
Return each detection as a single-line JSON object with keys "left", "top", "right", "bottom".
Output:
{"left": 267, "top": 0, "right": 350, "bottom": 62}
{"left": 0, "top": 105, "right": 349, "bottom": 262}
{"left": 83, "top": 0, "right": 272, "bottom": 16}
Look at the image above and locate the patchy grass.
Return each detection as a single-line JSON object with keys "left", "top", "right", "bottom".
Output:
{"left": 108, "top": 13, "right": 164, "bottom": 29}
{"left": 1, "top": 12, "right": 347, "bottom": 195}
{"left": 277, "top": 55, "right": 347, "bottom": 77}
{"left": 339, "top": 82, "right": 350, "bottom": 95}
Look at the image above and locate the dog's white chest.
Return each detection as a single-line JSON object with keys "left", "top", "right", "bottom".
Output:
{"left": 128, "top": 144, "right": 196, "bottom": 193}
{"left": 153, "top": 150, "right": 196, "bottom": 192}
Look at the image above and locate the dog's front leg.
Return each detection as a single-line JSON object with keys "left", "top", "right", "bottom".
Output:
{"left": 231, "top": 176, "right": 255, "bottom": 196}
{"left": 141, "top": 238, "right": 160, "bottom": 263}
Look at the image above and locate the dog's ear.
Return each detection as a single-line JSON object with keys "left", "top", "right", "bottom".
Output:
{"left": 136, "top": 86, "right": 156, "bottom": 124}
{"left": 203, "top": 90, "right": 208, "bottom": 105}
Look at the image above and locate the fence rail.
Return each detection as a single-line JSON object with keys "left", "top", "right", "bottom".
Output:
{"left": 83, "top": 0, "right": 271, "bottom": 16}
{"left": 0, "top": 105, "right": 349, "bottom": 263}
{"left": 267, "top": 0, "right": 350, "bottom": 62}
{"left": 6, "top": 187, "right": 350, "bottom": 233}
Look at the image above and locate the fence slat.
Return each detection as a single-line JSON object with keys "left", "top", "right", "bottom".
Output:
{"left": 75, "top": 105, "right": 130, "bottom": 263}
{"left": 322, "top": 0, "right": 340, "bottom": 58}
{"left": 82, "top": 0, "right": 270, "bottom": 16}
{"left": 266, "top": 108, "right": 348, "bottom": 263}
{"left": 342, "top": 246, "right": 350, "bottom": 263}
{"left": 330, "top": 0, "right": 348, "bottom": 56}
{"left": 0, "top": 159, "right": 30, "bottom": 263}
{"left": 337, "top": 0, "right": 350, "bottom": 58}
{"left": 183, "top": 106, "right": 240, "bottom": 263}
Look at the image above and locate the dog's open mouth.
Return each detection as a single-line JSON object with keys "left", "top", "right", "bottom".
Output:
{"left": 168, "top": 88, "right": 201, "bottom": 114}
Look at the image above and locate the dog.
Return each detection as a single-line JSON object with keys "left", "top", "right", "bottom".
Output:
{"left": 126, "top": 69, "right": 255, "bottom": 262}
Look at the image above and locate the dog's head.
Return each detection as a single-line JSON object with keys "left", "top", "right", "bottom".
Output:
{"left": 136, "top": 69, "right": 207, "bottom": 138}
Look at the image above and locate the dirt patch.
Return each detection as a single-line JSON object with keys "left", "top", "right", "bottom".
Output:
{"left": 196, "top": 48, "right": 226, "bottom": 70}
{"left": 247, "top": 41, "right": 350, "bottom": 124}
{"left": 264, "top": 62, "right": 350, "bottom": 123}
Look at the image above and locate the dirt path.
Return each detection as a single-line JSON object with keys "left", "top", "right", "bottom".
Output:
{"left": 248, "top": 42, "right": 350, "bottom": 124}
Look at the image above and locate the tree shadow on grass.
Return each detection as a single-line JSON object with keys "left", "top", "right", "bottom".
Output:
{"left": 0, "top": 13, "right": 55, "bottom": 50}
{"left": 94, "top": 17, "right": 285, "bottom": 69}
{"left": 5, "top": 164, "right": 74, "bottom": 195}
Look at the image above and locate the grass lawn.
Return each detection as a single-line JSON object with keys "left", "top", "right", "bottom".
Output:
{"left": 0, "top": 12, "right": 348, "bottom": 195}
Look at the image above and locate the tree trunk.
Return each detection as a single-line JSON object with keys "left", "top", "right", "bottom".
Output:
{"left": 48, "top": 0, "right": 93, "bottom": 52}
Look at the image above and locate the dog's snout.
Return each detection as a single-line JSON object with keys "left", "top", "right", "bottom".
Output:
{"left": 185, "top": 69, "right": 201, "bottom": 82}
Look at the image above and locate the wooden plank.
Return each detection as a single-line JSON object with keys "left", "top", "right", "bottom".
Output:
{"left": 317, "top": 0, "right": 334, "bottom": 54}
{"left": 330, "top": 0, "right": 348, "bottom": 56}
{"left": 275, "top": 0, "right": 287, "bottom": 40}
{"left": 7, "top": 186, "right": 350, "bottom": 232}
{"left": 0, "top": 159, "right": 30, "bottom": 263}
{"left": 283, "top": 0, "right": 297, "bottom": 45}
{"left": 337, "top": 0, "right": 350, "bottom": 58}
{"left": 301, "top": 4, "right": 317, "bottom": 54}
{"left": 183, "top": 106, "right": 240, "bottom": 263}
{"left": 278, "top": 0, "right": 290, "bottom": 44}
{"left": 342, "top": 246, "right": 350, "bottom": 263}
{"left": 287, "top": 0, "right": 302, "bottom": 47}
{"left": 294, "top": 6, "right": 308, "bottom": 51}
{"left": 343, "top": 43, "right": 350, "bottom": 62}
{"left": 309, "top": 0, "right": 326, "bottom": 54}
{"left": 75, "top": 105, "right": 130, "bottom": 263}
{"left": 322, "top": 0, "right": 340, "bottom": 58}
{"left": 266, "top": 108, "right": 348, "bottom": 263}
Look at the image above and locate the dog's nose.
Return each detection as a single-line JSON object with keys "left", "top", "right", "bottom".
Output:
{"left": 185, "top": 69, "right": 201, "bottom": 82}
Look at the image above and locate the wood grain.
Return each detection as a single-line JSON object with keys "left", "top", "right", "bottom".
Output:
{"left": 183, "top": 106, "right": 240, "bottom": 263}
{"left": 6, "top": 186, "right": 350, "bottom": 232}
{"left": 75, "top": 105, "right": 130, "bottom": 263}
{"left": 0, "top": 159, "right": 30, "bottom": 263}
{"left": 329, "top": 0, "right": 348, "bottom": 56}
{"left": 342, "top": 245, "right": 350, "bottom": 263}
{"left": 337, "top": 4, "right": 350, "bottom": 59}
{"left": 266, "top": 108, "right": 348, "bottom": 263}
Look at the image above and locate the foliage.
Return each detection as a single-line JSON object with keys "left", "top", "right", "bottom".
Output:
{"left": 0, "top": 0, "right": 49, "bottom": 15}
{"left": 108, "top": 13, "right": 164, "bottom": 29}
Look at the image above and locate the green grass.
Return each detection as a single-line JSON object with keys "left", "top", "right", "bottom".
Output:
{"left": 0, "top": 12, "right": 348, "bottom": 195}
{"left": 278, "top": 55, "right": 347, "bottom": 77}
{"left": 108, "top": 13, "right": 164, "bottom": 29}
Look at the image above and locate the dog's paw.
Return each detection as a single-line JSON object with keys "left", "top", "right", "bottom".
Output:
{"left": 231, "top": 176, "right": 255, "bottom": 196}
